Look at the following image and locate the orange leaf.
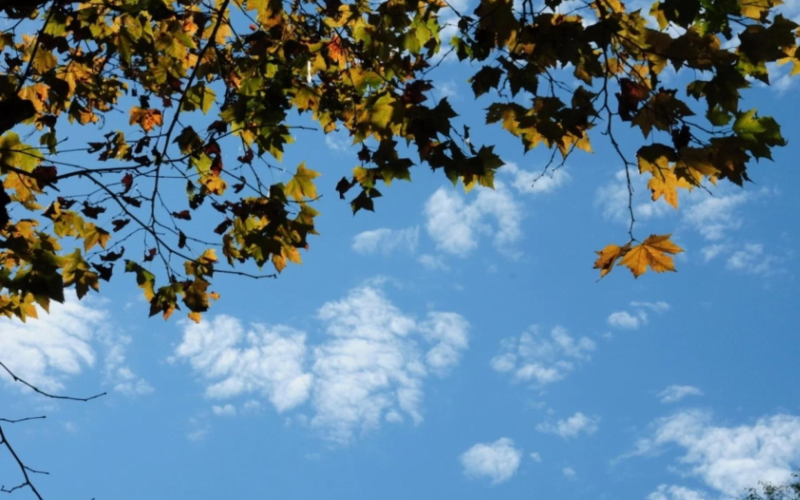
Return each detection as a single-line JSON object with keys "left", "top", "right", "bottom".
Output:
{"left": 619, "top": 234, "right": 683, "bottom": 278}
{"left": 594, "top": 243, "right": 630, "bottom": 278}
{"left": 129, "top": 107, "right": 163, "bottom": 132}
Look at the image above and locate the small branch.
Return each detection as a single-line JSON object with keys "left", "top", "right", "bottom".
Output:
{"left": 0, "top": 361, "right": 106, "bottom": 402}
{"left": 0, "top": 426, "right": 45, "bottom": 500}
{"left": 0, "top": 417, "right": 46, "bottom": 424}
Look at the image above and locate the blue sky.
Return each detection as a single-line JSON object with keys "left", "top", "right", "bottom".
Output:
{"left": 2, "top": 2, "right": 800, "bottom": 499}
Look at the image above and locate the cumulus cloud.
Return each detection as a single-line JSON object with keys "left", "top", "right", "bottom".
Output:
{"left": 460, "top": 438, "right": 523, "bottom": 484}
{"left": 173, "top": 317, "right": 313, "bottom": 412}
{"left": 501, "top": 163, "right": 571, "bottom": 195}
{"left": 491, "top": 326, "right": 596, "bottom": 387}
{"left": 352, "top": 227, "right": 420, "bottom": 255}
{"left": 607, "top": 310, "right": 647, "bottom": 330}
{"left": 658, "top": 385, "right": 703, "bottom": 403}
{"left": 0, "top": 295, "right": 151, "bottom": 396}
{"left": 173, "top": 284, "right": 470, "bottom": 445}
{"left": 536, "top": 412, "right": 599, "bottom": 438}
{"left": 607, "top": 301, "right": 670, "bottom": 330}
{"left": 630, "top": 410, "right": 800, "bottom": 498}
{"left": 562, "top": 467, "right": 578, "bottom": 480}
{"left": 424, "top": 182, "right": 523, "bottom": 258}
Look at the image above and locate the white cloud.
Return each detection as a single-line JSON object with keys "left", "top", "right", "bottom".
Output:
{"left": 682, "top": 191, "right": 752, "bottom": 241}
{"left": 658, "top": 385, "right": 704, "bottom": 403}
{"left": 529, "top": 452, "right": 542, "bottom": 463}
{"left": 436, "top": 80, "right": 459, "bottom": 100}
{"left": 648, "top": 485, "right": 708, "bottom": 500}
{"left": 212, "top": 404, "right": 237, "bottom": 416}
{"left": 726, "top": 243, "right": 783, "bottom": 276}
{"left": 424, "top": 182, "right": 523, "bottom": 258}
{"left": 502, "top": 163, "right": 571, "bottom": 195}
{"left": 173, "top": 284, "right": 469, "bottom": 445}
{"left": 324, "top": 132, "right": 352, "bottom": 152}
{"left": 0, "top": 295, "right": 151, "bottom": 396}
{"left": 701, "top": 244, "right": 729, "bottom": 262}
{"left": 491, "top": 326, "right": 596, "bottom": 387}
{"left": 607, "top": 301, "right": 669, "bottom": 330}
{"left": 607, "top": 310, "right": 647, "bottom": 330}
{"left": 352, "top": 227, "right": 419, "bottom": 255}
{"left": 632, "top": 410, "right": 800, "bottom": 498}
{"left": 631, "top": 301, "right": 671, "bottom": 313}
{"left": 536, "top": 412, "right": 599, "bottom": 438}
{"left": 562, "top": 467, "right": 578, "bottom": 480}
{"left": 595, "top": 170, "right": 673, "bottom": 223}
{"left": 173, "top": 317, "right": 313, "bottom": 412}
{"left": 460, "top": 438, "right": 523, "bottom": 484}
{"left": 417, "top": 254, "right": 450, "bottom": 271}
{"left": 311, "top": 286, "right": 468, "bottom": 443}
{"left": 186, "top": 418, "right": 211, "bottom": 442}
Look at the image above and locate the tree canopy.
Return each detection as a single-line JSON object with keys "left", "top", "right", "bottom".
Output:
{"left": 0, "top": 0, "right": 796, "bottom": 322}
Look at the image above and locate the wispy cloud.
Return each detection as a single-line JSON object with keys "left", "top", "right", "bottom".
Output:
{"left": 501, "top": 163, "right": 571, "bottom": 195}
{"left": 536, "top": 412, "right": 599, "bottom": 438}
{"left": 352, "top": 227, "right": 419, "bottom": 255}
{"left": 0, "top": 294, "right": 151, "bottom": 396}
{"left": 491, "top": 326, "right": 596, "bottom": 387}
{"left": 658, "top": 385, "right": 703, "bottom": 404}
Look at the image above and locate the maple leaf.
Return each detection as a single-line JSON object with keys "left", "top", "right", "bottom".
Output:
{"left": 619, "top": 234, "right": 683, "bottom": 278}
{"left": 285, "top": 163, "right": 321, "bottom": 201}
{"left": 129, "top": 107, "right": 163, "bottom": 133}
{"left": 594, "top": 243, "right": 631, "bottom": 278}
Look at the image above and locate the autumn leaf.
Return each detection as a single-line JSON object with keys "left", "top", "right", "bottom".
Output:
{"left": 130, "top": 107, "right": 163, "bottom": 132}
{"left": 594, "top": 242, "right": 631, "bottom": 278}
{"left": 619, "top": 234, "right": 683, "bottom": 277}
{"left": 285, "top": 163, "right": 321, "bottom": 201}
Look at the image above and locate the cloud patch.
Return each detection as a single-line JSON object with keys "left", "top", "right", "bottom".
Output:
{"left": 536, "top": 412, "right": 599, "bottom": 438}
{"left": 0, "top": 295, "right": 151, "bottom": 396}
{"left": 352, "top": 227, "right": 420, "bottom": 255}
{"left": 658, "top": 385, "right": 703, "bottom": 403}
{"left": 491, "top": 326, "right": 596, "bottom": 387}
{"left": 424, "top": 182, "right": 523, "bottom": 258}
{"left": 173, "top": 284, "right": 470, "bottom": 444}
{"left": 460, "top": 438, "right": 523, "bottom": 484}
{"left": 631, "top": 410, "right": 800, "bottom": 498}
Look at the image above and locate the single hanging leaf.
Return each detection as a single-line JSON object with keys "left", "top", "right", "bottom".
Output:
{"left": 619, "top": 234, "right": 683, "bottom": 277}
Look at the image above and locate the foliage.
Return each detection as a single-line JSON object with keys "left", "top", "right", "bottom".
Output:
{"left": 0, "top": 0, "right": 796, "bottom": 321}
{"left": 744, "top": 472, "right": 800, "bottom": 500}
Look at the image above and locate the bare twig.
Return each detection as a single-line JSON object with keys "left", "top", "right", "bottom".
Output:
{"left": 0, "top": 361, "right": 106, "bottom": 402}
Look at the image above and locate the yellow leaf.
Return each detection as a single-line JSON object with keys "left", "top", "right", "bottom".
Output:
{"left": 272, "top": 253, "right": 286, "bottom": 273}
{"left": 647, "top": 170, "right": 691, "bottom": 209}
{"left": 619, "top": 234, "right": 683, "bottom": 277}
{"left": 284, "top": 163, "right": 320, "bottom": 201}
{"left": 188, "top": 311, "right": 202, "bottom": 323}
{"left": 199, "top": 249, "right": 218, "bottom": 263}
